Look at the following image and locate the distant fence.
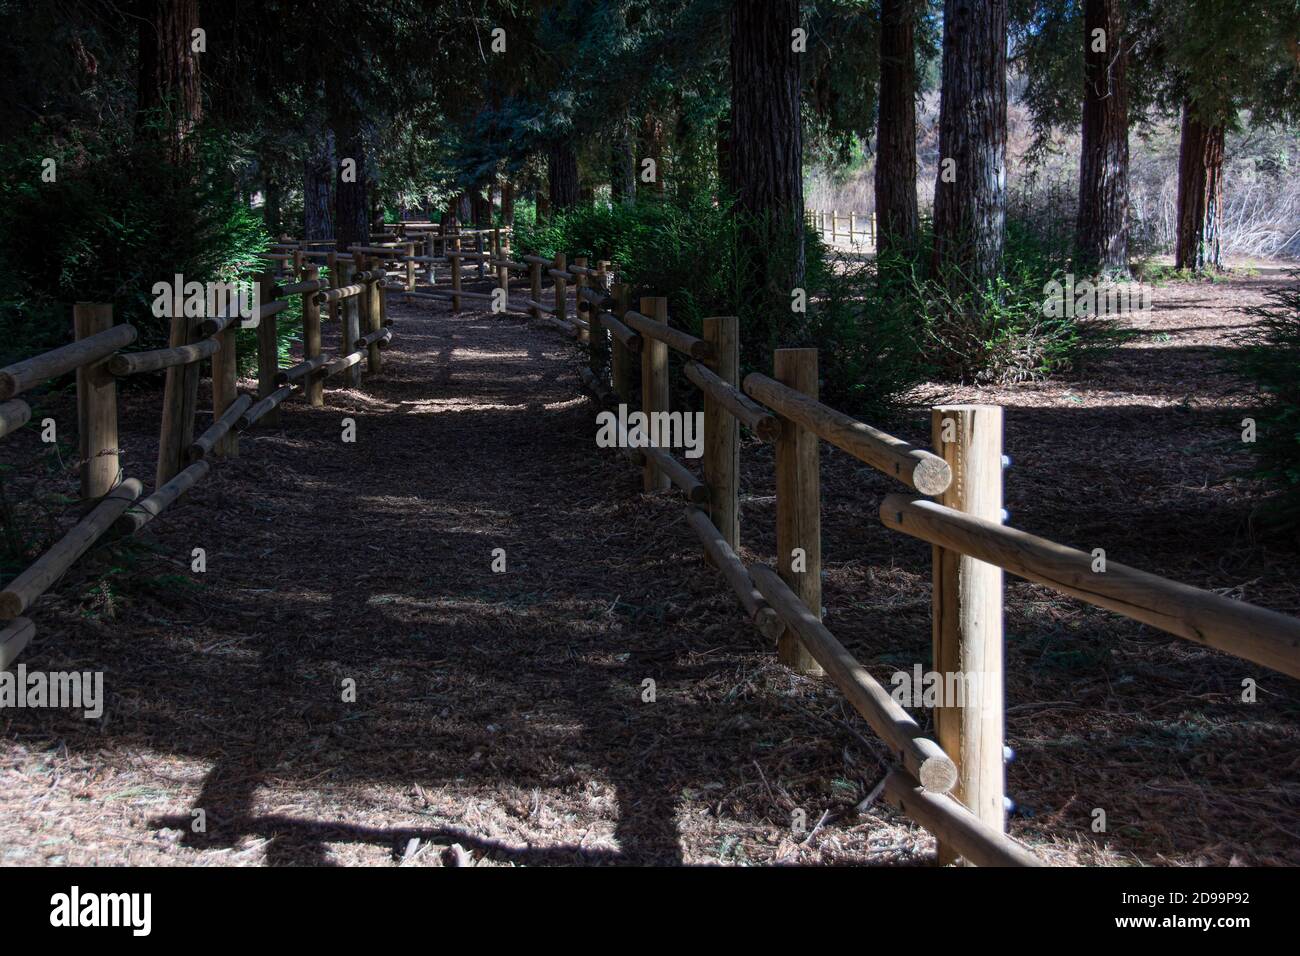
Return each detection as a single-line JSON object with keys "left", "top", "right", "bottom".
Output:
{"left": 0, "top": 251, "right": 400, "bottom": 669}
{"left": 807, "top": 208, "right": 875, "bottom": 251}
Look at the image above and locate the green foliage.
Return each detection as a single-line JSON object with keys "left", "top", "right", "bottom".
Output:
{"left": 515, "top": 196, "right": 926, "bottom": 418}
{"left": 0, "top": 127, "right": 270, "bottom": 362}
{"left": 874, "top": 214, "right": 1112, "bottom": 385}
{"left": 1237, "top": 275, "right": 1300, "bottom": 532}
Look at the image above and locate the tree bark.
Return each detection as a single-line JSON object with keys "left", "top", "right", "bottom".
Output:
{"left": 263, "top": 163, "right": 283, "bottom": 236}
{"left": 333, "top": 126, "right": 369, "bottom": 252}
{"left": 549, "top": 142, "right": 580, "bottom": 211}
{"left": 729, "top": 0, "right": 805, "bottom": 322}
{"left": 1075, "top": 0, "right": 1130, "bottom": 276}
{"left": 875, "top": 0, "right": 919, "bottom": 257}
{"left": 134, "top": 0, "right": 202, "bottom": 163}
{"left": 304, "top": 130, "right": 334, "bottom": 240}
{"left": 638, "top": 111, "right": 667, "bottom": 197}
{"left": 501, "top": 180, "right": 515, "bottom": 225}
{"left": 472, "top": 187, "right": 492, "bottom": 226}
{"left": 1175, "top": 102, "right": 1225, "bottom": 272}
{"left": 611, "top": 122, "right": 637, "bottom": 203}
{"left": 931, "top": 0, "right": 1008, "bottom": 288}
{"left": 716, "top": 115, "right": 732, "bottom": 199}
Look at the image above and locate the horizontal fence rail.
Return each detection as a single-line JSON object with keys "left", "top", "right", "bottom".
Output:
{"left": 0, "top": 249, "right": 401, "bottom": 666}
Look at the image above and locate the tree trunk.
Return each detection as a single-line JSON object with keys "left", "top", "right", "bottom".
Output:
{"left": 931, "top": 0, "right": 1008, "bottom": 288}
{"left": 472, "top": 188, "right": 491, "bottom": 226}
{"left": 304, "top": 130, "right": 334, "bottom": 240}
{"left": 875, "top": 0, "right": 920, "bottom": 257}
{"left": 549, "top": 142, "right": 580, "bottom": 211}
{"left": 1075, "top": 0, "right": 1130, "bottom": 276}
{"left": 729, "top": 0, "right": 805, "bottom": 328}
{"left": 1175, "top": 102, "right": 1225, "bottom": 272}
{"left": 263, "top": 165, "right": 283, "bottom": 236}
{"left": 638, "top": 111, "right": 668, "bottom": 197}
{"left": 716, "top": 116, "right": 732, "bottom": 198}
{"left": 134, "top": 0, "right": 202, "bottom": 163}
{"left": 501, "top": 180, "right": 515, "bottom": 225}
{"left": 333, "top": 127, "right": 369, "bottom": 252}
{"left": 611, "top": 122, "right": 637, "bottom": 203}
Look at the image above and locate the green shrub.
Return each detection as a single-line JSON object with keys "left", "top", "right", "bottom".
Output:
{"left": 1237, "top": 275, "right": 1300, "bottom": 532}
{"left": 0, "top": 126, "right": 269, "bottom": 365}
{"left": 514, "top": 197, "right": 925, "bottom": 418}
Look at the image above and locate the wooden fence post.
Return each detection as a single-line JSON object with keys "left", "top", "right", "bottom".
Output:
{"left": 73, "top": 303, "right": 118, "bottom": 502}
{"left": 497, "top": 234, "right": 510, "bottom": 303}
{"left": 590, "top": 260, "right": 609, "bottom": 383}
{"left": 476, "top": 230, "right": 486, "bottom": 279}
{"left": 212, "top": 309, "right": 239, "bottom": 458}
{"left": 451, "top": 246, "right": 462, "bottom": 313}
{"left": 573, "top": 256, "right": 588, "bottom": 343}
{"left": 703, "top": 316, "right": 739, "bottom": 552}
{"left": 338, "top": 257, "right": 361, "bottom": 387}
{"left": 611, "top": 282, "right": 631, "bottom": 402}
{"left": 553, "top": 253, "right": 567, "bottom": 325}
{"left": 405, "top": 242, "right": 416, "bottom": 291}
{"left": 931, "top": 404, "right": 1005, "bottom": 864}
{"left": 774, "top": 347, "right": 822, "bottom": 674}
{"left": 640, "top": 296, "right": 670, "bottom": 492}
{"left": 156, "top": 311, "right": 199, "bottom": 488}
{"left": 367, "top": 254, "right": 383, "bottom": 372}
{"left": 530, "top": 260, "right": 542, "bottom": 320}
{"left": 256, "top": 272, "right": 281, "bottom": 427}
{"left": 425, "top": 234, "right": 437, "bottom": 285}
{"left": 303, "top": 264, "right": 324, "bottom": 407}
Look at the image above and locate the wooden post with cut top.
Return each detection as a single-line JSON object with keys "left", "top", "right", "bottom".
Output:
{"left": 931, "top": 404, "right": 1005, "bottom": 865}
{"left": 774, "top": 348, "right": 822, "bottom": 674}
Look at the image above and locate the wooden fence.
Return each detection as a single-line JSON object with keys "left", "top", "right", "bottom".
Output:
{"left": 8, "top": 225, "right": 1299, "bottom": 867}
{"left": 0, "top": 255, "right": 398, "bottom": 669}
{"left": 365, "top": 238, "right": 1300, "bottom": 866}
{"left": 807, "top": 208, "right": 875, "bottom": 250}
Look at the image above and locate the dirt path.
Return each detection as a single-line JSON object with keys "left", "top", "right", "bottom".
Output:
{"left": 0, "top": 294, "right": 938, "bottom": 866}
{"left": 2, "top": 269, "right": 1298, "bottom": 866}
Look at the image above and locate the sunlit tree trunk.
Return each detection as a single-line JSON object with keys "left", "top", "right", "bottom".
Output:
{"left": 1175, "top": 101, "right": 1225, "bottom": 272}
{"left": 931, "top": 0, "right": 1007, "bottom": 287}
{"left": 1076, "top": 0, "right": 1130, "bottom": 276}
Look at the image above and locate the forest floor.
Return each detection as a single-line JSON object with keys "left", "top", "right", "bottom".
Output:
{"left": 1, "top": 261, "right": 1298, "bottom": 866}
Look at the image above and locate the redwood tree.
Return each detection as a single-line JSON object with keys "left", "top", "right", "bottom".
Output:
{"left": 729, "top": 0, "right": 805, "bottom": 311}
{"left": 304, "top": 131, "right": 335, "bottom": 241}
{"left": 332, "top": 126, "right": 369, "bottom": 252}
{"left": 1076, "top": 0, "right": 1130, "bottom": 276}
{"left": 932, "top": 0, "right": 1008, "bottom": 287}
{"left": 875, "top": 0, "right": 919, "bottom": 257}
{"left": 1174, "top": 103, "right": 1225, "bottom": 271}
{"left": 134, "top": 0, "right": 202, "bottom": 163}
